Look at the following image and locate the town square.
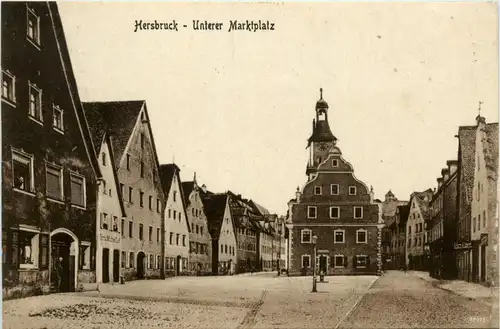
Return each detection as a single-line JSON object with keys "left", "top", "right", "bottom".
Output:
{"left": 1, "top": 1, "right": 499, "bottom": 328}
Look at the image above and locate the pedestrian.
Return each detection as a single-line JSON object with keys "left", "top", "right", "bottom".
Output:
{"left": 55, "top": 257, "right": 64, "bottom": 292}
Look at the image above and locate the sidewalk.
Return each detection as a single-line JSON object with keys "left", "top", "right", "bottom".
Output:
{"left": 406, "top": 270, "right": 499, "bottom": 306}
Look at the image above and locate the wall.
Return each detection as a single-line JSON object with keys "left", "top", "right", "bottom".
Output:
{"left": 186, "top": 187, "right": 212, "bottom": 274}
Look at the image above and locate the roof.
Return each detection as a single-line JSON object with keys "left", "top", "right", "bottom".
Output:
{"left": 83, "top": 100, "right": 145, "bottom": 164}
{"left": 411, "top": 189, "right": 434, "bottom": 221}
{"left": 308, "top": 120, "right": 337, "bottom": 145}
{"left": 202, "top": 193, "right": 228, "bottom": 240}
{"left": 397, "top": 204, "right": 410, "bottom": 228}
{"left": 458, "top": 125, "right": 477, "bottom": 204}
{"left": 159, "top": 163, "right": 179, "bottom": 197}
{"left": 48, "top": 3, "right": 101, "bottom": 179}
{"left": 249, "top": 200, "right": 270, "bottom": 216}
{"left": 181, "top": 181, "right": 196, "bottom": 206}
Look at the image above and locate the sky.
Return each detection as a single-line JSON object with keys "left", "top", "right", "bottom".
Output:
{"left": 58, "top": 2, "right": 498, "bottom": 215}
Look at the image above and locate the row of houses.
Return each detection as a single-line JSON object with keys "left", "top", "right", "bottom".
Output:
{"left": 381, "top": 112, "right": 499, "bottom": 287}
{"left": 1, "top": 2, "right": 287, "bottom": 300}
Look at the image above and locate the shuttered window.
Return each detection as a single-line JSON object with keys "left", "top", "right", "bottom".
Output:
{"left": 46, "top": 165, "right": 62, "bottom": 200}
{"left": 70, "top": 174, "right": 85, "bottom": 207}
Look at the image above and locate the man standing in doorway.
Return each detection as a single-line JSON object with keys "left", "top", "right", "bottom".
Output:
{"left": 55, "top": 257, "right": 64, "bottom": 292}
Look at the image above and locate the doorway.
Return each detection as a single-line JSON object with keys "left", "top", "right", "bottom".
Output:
{"left": 176, "top": 255, "right": 181, "bottom": 275}
{"left": 319, "top": 256, "right": 327, "bottom": 275}
{"left": 480, "top": 245, "right": 486, "bottom": 282}
{"left": 102, "top": 248, "right": 109, "bottom": 283}
{"left": 50, "top": 232, "right": 76, "bottom": 292}
{"left": 137, "top": 252, "right": 145, "bottom": 279}
{"left": 113, "top": 249, "right": 120, "bottom": 282}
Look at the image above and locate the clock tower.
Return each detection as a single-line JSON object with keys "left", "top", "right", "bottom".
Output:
{"left": 306, "top": 88, "right": 337, "bottom": 179}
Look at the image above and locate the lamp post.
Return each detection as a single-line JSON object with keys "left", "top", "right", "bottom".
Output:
{"left": 312, "top": 234, "right": 318, "bottom": 293}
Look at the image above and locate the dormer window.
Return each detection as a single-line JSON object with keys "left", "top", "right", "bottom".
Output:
{"left": 314, "top": 186, "right": 322, "bottom": 195}
{"left": 332, "top": 159, "right": 338, "bottom": 167}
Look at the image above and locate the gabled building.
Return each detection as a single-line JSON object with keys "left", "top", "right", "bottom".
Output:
{"left": 160, "top": 164, "right": 190, "bottom": 276}
{"left": 287, "top": 89, "right": 382, "bottom": 276}
{"left": 182, "top": 175, "right": 212, "bottom": 275}
{"left": 470, "top": 115, "right": 498, "bottom": 286}
{"left": 86, "top": 113, "right": 127, "bottom": 284}
{"left": 428, "top": 161, "right": 458, "bottom": 279}
{"left": 405, "top": 189, "right": 433, "bottom": 270}
{"left": 2, "top": 2, "right": 102, "bottom": 298}
{"left": 380, "top": 191, "right": 408, "bottom": 270}
{"left": 202, "top": 193, "right": 237, "bottom": 275}
{"left": 455, "top": 124, "right": 477, "bottom": 281}
{"left": 83, "top": 101, "right": 164, "bottom": 281}
{"left": 394, "top": 204, "right": 410, "bottom": 270}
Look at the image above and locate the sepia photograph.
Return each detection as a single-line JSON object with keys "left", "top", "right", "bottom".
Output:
{"left": 1, "top": 1, "right": 499, "bottom": 328}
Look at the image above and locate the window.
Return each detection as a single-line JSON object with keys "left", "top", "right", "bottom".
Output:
{"left": 182, "top": 235, "right": 186, "bottom": 246}
{"left": 27, "top": 6, "right": 40, "bottom": 45}
{"left": 102, "top": 153, "right": 106, "bottom": 166}
{"left": 169, "top": 232, "right": 173, "bottom": 245}
{"left": 128, "top": 187, "right": 133, "bottom": 203}
{"left": 121, "top": 219, "right": 125, "bottom": 237}
{"left": 334, "top": 255, "right": 346, "bottom": 268}
{"left": 140, "top": 191, "right": 144, "bottom": 207}
{"left": 330, "top": 184, "right": 339, "bottom": 195}
{"left": 200, "top": 227, "right": 203, "bottom": 235}
{"left": 332, "top": 159, "right": 339, "bottom": 167}
{"left": 329, "top": 207, "right": 340, "bottom": 219}
{"left": 334, "top": 229, "right": 345, "bottom": 243}
{"left": 120, "top": 183, "right": 124, "bottom": 199}
{"left": 314, "top": 186, "right": 322, "bottom": 195}
{"left": 176, "top": 233, "right": 180, "bottom": 245}
{"left": 173, "top": 210, "right": 177, "bottom": 220}
{"left": 52, "top": 105, "right": 64, "bottom": 133}
{"left": 139, "top": 224, "right": 144, "bottom": 240}
{"left": 301, "top": 229, "right": 312, "bottom": 243}
{"left": 156, "top": 228, "right": 160, "bottom": 243}
{"left": 157, "top": 255, "right": 161, "bottom": 269}
{"left": 307, "top": 206, "right": 317, "bottom": 219}
{"left": 355, "top": 255, "right": 368, "bottom": 268}
{"left": 149, "top": 196, "right": 152, "bottom": 210}
{"left": 121, "top": 251, "right": 126, "bottom": 268}
{"left": 477, "top": 214, "right": 481, "bottom": 231}
{"left": 356, "top": 229, "right": 367, "bottom": 243}
{"left": 174, "top": 191, "right": 177, "bottom": 202}
{"left": 19, "top": 230, "right": 39, "bottom": 268}
{"left": 28, "top": 83, "right": 42, "bottom": 122}
{"left": 483, "top": 210, "right": 486, "bottom": 228}
{"left": 112, "top": 216, "right": 118, "bottom": 232}
{"left": 70, "top": 173, "right": 85, "bottom": 207}
{"left": 196, "top": 225, "right": 199, "bottom": 234}
{"left": 126, "top": 154, "right": 131, "bottom": 170}
{"left": 129, "top": 252, "right": 134, "bottom": 268}
{"left": 2, "top": 70, "right": 16, "bottom": 104}
{"left": 301, "top": 255, "right": 311, "bottom": 268}
{"left": 148, "top": 226, "right": 153, "bottom": 241}
{"left": 473, "top": 217, "right": 476, "bottom": 233}
{"left": 149, "top": 254, "right": 154, "bottom": 269}
{"left": 102, "top": 180, "right": 107, "bottom": 195}
{"left": 140, "top": 162, "right": 144, "bottom": 178}
{"left": 349, "top": 186, "right": 357, "bottom": 195}
{"left": 101, "top": 213, "right": 109, "bottom": 230}
{"left": 46, "top": 164, "right": 63, "bottom": 200}
{"left": 354, "top": 206, "right": 363, "bottom": 219}
{"left": 140, "top": 133, "right": 145, "bottom": 149}
{"left": 12, "top": 149, "right": 34, "bottom": 193}
{"left": 129, "top": 221, "right": 133, "bottom": 238}
{"left": 157, "top": 199, "right": 160, "bottom": 213}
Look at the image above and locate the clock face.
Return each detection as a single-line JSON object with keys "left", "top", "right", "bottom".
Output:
{"left": 316, "top": 142, "right": 329, "bottom": 151}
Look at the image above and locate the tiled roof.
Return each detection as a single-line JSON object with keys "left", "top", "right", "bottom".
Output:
{"left": 83, "top": 101, "right": 144, "bottom": 165}
{"left": 414, "top": 189, "right": 434, "bottom": 221}
{"left": 458, "top": 125, "right": 477, "bottom": 204}
{"left": 181, "top": 181, "right": 195, "bottom": 206}
{"left": 159, "top": 163, "right": 179, "bottom": 197}
{"left": 202, "top": 193, "right": 228, "bottom": 240}
{"left": 484, "top": 123, "right": 499, "bottom": 177}
{"left": 249, "top": 200, "right": 270, "bottom": 216}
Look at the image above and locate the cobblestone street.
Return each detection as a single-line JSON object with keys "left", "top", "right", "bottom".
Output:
{"left": 3, "top": 271, "right": 498, "bottom": 329}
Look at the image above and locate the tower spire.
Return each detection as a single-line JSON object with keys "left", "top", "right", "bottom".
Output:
{"left": 478, "top": 101, "right": 483, "bottom": 116}
{"left": 320, "top": 88, "right": 323, "bottom": 100}
{"left": 193, "top": 171, "right": 197, "bottom": 184}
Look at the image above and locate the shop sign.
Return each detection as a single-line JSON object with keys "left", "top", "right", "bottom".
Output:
{"left": 100, "top": 233, "right": 120, "bottom": 244}
{"left": 454, "top": 242, "right": 472, "bottom": 250}
{"left": 317, "top": 249, "right": 329, "bottom": 254}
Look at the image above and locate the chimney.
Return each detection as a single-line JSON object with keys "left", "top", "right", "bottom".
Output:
{"left": 441, "top": 168, "right": 450, "bottom": 181}
{"left": 447, "top": 160, "right": 458, "bottom": 175}
{"left": 201, "top": 184, "right": 207, "bottom": 193}
{"left": 437, "top": 177, "right": 443, "bottom": 189}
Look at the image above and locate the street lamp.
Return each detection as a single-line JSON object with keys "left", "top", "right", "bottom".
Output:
{"left": 312, "top": 235, "right": 318, "bottom": 293}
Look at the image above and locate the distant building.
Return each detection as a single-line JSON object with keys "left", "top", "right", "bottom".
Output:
{"left": 84, "top": 101, "right": 164, "bottom": 281}
{"left": 287, "top": 89, "right": 382, "bottom": 276}
{"left": 182, "top": 176, "right": 212, "bottom": 275}
{"left": 405, "top": 189, "right": 433, "bottom": 270}
{"left": 428, "top": 161, "right": 458, "bottom": 279}
{"left": 470, "top": 115, "right": 498, "bottom": 286}
{"left": 2, "top": 2, "right": 102, "bottom": 298}
{"left": 380, "top": 191, "right": 408, "bottom": 270}
{"left": 160, "top": 164, "right": 190, "bottom": 276}
{"left": 202, "top": 193, "right": 237, "bottom": 275}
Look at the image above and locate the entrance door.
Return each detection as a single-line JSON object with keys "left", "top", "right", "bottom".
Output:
{"left": 480, "top": 245, "right": 486, "bottom": 282}
{"left": 137, "top": 252, "right": 145, "bottom": 279}
{"left": 102, "top": 248, "right": 109, "bottom": 283}
{"left": 51, "top": 233, "right": 74, "bottom": 292}
{"left": 472, "top": 247, "right": 478, "bottom": 282}
{"left": 113, "top": 249, "right": 120, "bottom": 282}
{"left": 319, "top": 256, "right": 327, "bottom": 275}
{"left": 176, "top": 256, "right": 181, "bottom": 275}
